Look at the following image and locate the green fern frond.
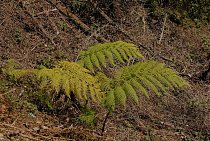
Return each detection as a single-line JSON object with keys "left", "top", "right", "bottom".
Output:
{"left": 116, "top": 48, "right": 129, "bottom": 61}
{"left": 111, "top": 48, "right": 124, "bottom": 63}
{"left": 84, "top": 55, "right": 94, "bottom": 72}
{"left": 77, "top": 41, "right": 144, "bottom": 71}
{"left": 102, "top": 60, "right": 188, "bottom": 111}
{"left": 103, "top": 49, "right": 115, "bottom": 66}
{"left": 123, "top": 82, "right": 139, "bottom": 104}
{"left": 96, "top": 52, "right": 106, "bottom": 68}
{"left": 7, "top": 61, "right": 104, "bottom": 104}
{"left": 114, "top": 86, "right": 127, "bottom": 107}
{"left": 91, "top": 54, "right": 101, "bottom": 70}
{"left": 114, "top": 60, "right": 188, "bottom": 96}
{"left": 130, "top": 78, "right": 149, "bottom": 98}
{"left": 77, "top": 110, "right": 96, "bottom": 126}
{"left": 104, "top": 89, "right": 115, "bottom": 111}
{"left": 138, "top": 75, "right": 161, "bottom": 96}
{"left": 62, "top": 76, "right": 71, "bottom": 97}
{"left": 95, "top": 72, "right": 111, "bottom": 92}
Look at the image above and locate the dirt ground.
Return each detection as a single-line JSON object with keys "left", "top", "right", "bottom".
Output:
{"left": 0, "top": 0, "right": 209, "bottom": 141}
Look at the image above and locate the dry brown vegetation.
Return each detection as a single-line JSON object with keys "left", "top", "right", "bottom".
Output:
{"left": 0, "top": 0, "right": 209, "bottom": 141}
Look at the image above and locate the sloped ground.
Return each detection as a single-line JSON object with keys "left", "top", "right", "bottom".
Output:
{"left": 0, "top": 0, "right": 209, "bottom": 140}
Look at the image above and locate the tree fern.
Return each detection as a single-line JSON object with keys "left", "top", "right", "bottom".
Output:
{"left": 102, "top": 60, "right": 188, "bottom": 110}
{"left": 4, "top": 41, "right": 190, "bottom": 135}
{"left": 8, "top": 61, "right": 104, "bottom": 104}
{"left": 77, "top": 41, "right": 144, "bottom": 72}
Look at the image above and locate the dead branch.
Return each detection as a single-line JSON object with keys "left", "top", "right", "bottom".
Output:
{"left": 91, "top": 3, "right": 177, "bottom": 64}
{"left": 47, "top": 0, "right": 90, "bottom": 32}
{"left": 34, "top": 9, "right": 58, "bottom": 17}
{"left": 92, "top": 3, "right": 134, "bottom": 41}
{"left": 46, "top": 0, "right": 107, "bottom": 42}
{"left": 158, "top": 14, "right": 167, "bottom": 44}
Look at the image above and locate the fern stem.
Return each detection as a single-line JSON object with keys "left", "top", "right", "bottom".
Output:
{"left": 101, "top": 111, "right": 111, "bottom": 136}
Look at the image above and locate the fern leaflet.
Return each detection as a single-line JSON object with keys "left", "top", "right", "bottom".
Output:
{"left": 77, "top": 41, "right": 144, "bottom": 71}
{"left": 8, "top": 61, "right": 104, "bottom": 104}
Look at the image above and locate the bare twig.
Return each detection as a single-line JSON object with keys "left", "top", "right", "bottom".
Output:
{"left": 34, "top": 9, "right": 57, "bottom": 16}
{"left": 142, "top": 16, "right": 146, "bottom": 33}
{"left": 90, "top": 1, "right": 134, "bottom": 40}
{"left": 46, "top": 0, "right": 107, "bottom": 42}
{"left": 46, "top": 0, "right": 90, "bottom": 32}
{"left": 85, "top": 24, "right": 109, "bottom": 42}
{"left": 1, "top": 89, "right": 16, "bottom": 96}
{"left": 92, "top": 4, "right": 176, "bottom": 64}
{"left": 158, "top": 14, "right": 167, "bottom": 44}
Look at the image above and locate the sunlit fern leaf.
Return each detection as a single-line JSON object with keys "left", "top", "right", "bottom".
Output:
{"left": 81, "top": 81, "right": 88, "bottom": 100}
{"left": 9, "top": 69, "right": 37, "bottom": 79}
{"left": 77, "top": 110, "right": 96, "bottom": 126}
{"left": 104, "top": 89, "right": 115, "bottom": 111}
{"left": 89, "top": 86, "right": 97, "bottom": 102}
{"left": 114, "top": 86, "right": 127, "bottom": 107}
{"left": 116, "top": 48, "right": 129, "bottom": 61}
{"left": 130, "top": 78, "right": 149, "bottom": 98}
{"left": 95, "top": 88, "right": 103, "bottom": 101}
{"left": 5, "top": 59, "right": 16, "bottom": 70}
{"left": 173, "top": 75, "right": 187, "bottom": 88}
{"left": 103, "top": 49, "right": 115, "bottom": 66}
{"left": 91, "top": 54, "right": 101, "bottom": 70}
{"left": 62, "top": 76, "right": 71, "bottom": 97}
{"left": 109, "top": 60, "right": 188, "bottom": 107}
{"left": 123, "top": 47, "right": 133, "bottom": 59}
{"left": 39, "top": 77, "right": 49, "bottom": 89}
{"left": 51, "top": 69, "right": 62, "bottom": 94}
{"left": 37, "top": 68, "right": 52, "bottom": 80}
{"left": 95, "top": 72, "right": 111, "bottom": 92}
{"left": 84, "top": 55, "right": 94, "bottom": 72}
{"left": 76, "top": 59, "right": 84, "bottom": 67}
{"left": 7, "top": 61, "right": 103, "bottom": 104}
{"left": 123, "top": 82, "right": 139, "bottom": 104}
{"left": 134, "top": 50, "right": 144, "bottom": 59}
{"left": 145, "top": 75, "right": 167, "bottom": 94}
{"left": 77, "top": 41, "right": 143, "bottom": 71}
{"left": 149, "top": 63, "right": 174, "bottom": 89}
{"left": 73, "top": 79, "right": 82, "bottom": 100}
{"left": 138, "top": 75, "right": 161, "bottom": 96}
{"left": 96, "top": 52, "right": 106, "bottom": 68}
{"left": 95, "top": 72, "right": 109, "bottom": 83}
{"left": 111, "top": 48, "right": 124, "bottom": 63}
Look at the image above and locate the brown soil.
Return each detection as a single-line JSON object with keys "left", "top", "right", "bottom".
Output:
{"left": 0, "top": 1, "right": 209, "bottom": 141}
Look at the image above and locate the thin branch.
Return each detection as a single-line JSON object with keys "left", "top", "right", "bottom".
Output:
{"left": 1, "top": 88, "right": 16, "bottom": 96}
{"left": 90, "top": 2, "right": 134, "bottom": 41}
{"left": 158, "top": 14, "right": 167, "bottom": 44}
{"left": 46, "top": 0, "right": 107, "bottom": 42}
{"left": 101, "top": 111, "right": 110, "bottom": 136}
{"left": 46, "top": 0, "right": 90, "bottom": 32}
{"left": 142, "top": 16, "right": 146, "bottom": 33}
{"left": 34, "top": 9, "right": 58, "bottom": 16}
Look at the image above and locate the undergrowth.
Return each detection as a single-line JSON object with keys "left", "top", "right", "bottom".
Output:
{"left": 3, "top": 41, "right": 189, "bottom": 133}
